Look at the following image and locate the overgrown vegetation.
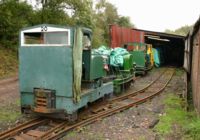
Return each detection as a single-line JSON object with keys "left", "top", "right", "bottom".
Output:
{"left": 155, "top": 94, "right": 200, "bottom": 139}
{"left": 0, "top": 0, "right": 34, "bottom": 49}
{"left": 0, "top": 99, "right": 21, "bottom": 122}
{"left": 0, "top": 47, "right": 18, "bottom": 78}
{"left": 0, "top": 107, "right": 20, "bottom": 122}
{"left": 175, "top": 68, "right": 185, "bottom": 76}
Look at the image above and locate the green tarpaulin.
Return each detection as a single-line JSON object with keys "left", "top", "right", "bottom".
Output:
{"left": 92, "top": 46, "right": 129, "bottom": 67}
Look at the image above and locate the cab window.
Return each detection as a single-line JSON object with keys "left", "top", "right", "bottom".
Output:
{"left": 23, "top": 31, "right": 69, "bottom": 46}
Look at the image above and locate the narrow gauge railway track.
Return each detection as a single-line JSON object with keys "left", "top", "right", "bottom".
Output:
{"left": 0, "top": 118, "right": 64, "bottom": 140}
{"left": 0, "top": 68, "right": 174, "bottom": 140}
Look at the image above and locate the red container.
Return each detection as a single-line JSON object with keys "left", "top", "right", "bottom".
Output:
{"left": 110, "top": 25, "right": 144, "bottom": 49}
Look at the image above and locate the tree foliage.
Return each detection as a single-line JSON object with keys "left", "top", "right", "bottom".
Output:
{"left": 0, "top": 0, "right": 34, "bottom": 48}
{"left": 93, "top": 0, "right": 134, "bottom": 47}
{"left": 34, "top": 0, "right": 94, "bottom": 28}
{"left": 117, "top": 16, "right": 135, "bottom": 28}
{"left": 0, "top": 0, "right": 133, "bottom": 49}
{"left": 165, "top": 25, "right": 192, "bottom": 36}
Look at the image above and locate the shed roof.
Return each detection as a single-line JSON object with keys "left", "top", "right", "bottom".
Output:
{"left": 21, "top": 24, "right": 92, "bottom": 33}
{"left": 133, "top": 28, "right": 185, "bottom": 39}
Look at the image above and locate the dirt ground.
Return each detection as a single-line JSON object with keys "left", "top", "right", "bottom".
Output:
{"left": 0, "top": 68, "right": 185, "bottom": 140}
{"left": 63, "top": 68, "right": 185, "bottom": 140}
{"left": 0, "top": 76, "right": 32, "bottom": 132}
{"left": 0, "top": 76, "right": 18, "bottom": 104}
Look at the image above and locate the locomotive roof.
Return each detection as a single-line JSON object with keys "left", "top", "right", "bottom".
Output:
{"left": 20, "top": 24, "right": 92, "bottom": 33}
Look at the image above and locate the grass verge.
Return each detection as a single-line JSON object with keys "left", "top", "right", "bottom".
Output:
{"left": 0, "top": 99, "right": 21, "bottom": 122}
{"left": 155, "top": 94, "right": 200, "bottom": 139}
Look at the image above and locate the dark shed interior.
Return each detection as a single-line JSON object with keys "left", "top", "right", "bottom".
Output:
{"left": 143, "top": 31, "right": 185, "bottom": 67}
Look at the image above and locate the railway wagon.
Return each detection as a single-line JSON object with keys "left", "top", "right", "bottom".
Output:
{"left": 92, "top": 46, "right": 135, "bottom": 94}
{"left": 110, "top": 25, "right": 154, "bottom": 74}
{"left": 19, "top": 24, "right": 113, "bottom": 121}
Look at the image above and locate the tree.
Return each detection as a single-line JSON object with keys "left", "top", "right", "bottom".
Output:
{"left": 117, "top": 16, "right": 135, "bottom": 28}
{"left": 0, "top": 0, "right": 96, "bottom": 48}
{"left": 0, "top": 0, "right": 34, "bottom": 48}
{"left": 34, "top": 0, "right": 94, "bottom": 28}
{"left": 0, "top": 0, "right": 134, "bottom": 49}
{"left": 165, "top": 25, "right": 192, "bottom": 36}
{"left": 92, "top": 0, "right": 133, "bottom": 47}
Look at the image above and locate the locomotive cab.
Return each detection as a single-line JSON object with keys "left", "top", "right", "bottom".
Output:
{"left": 19, "top": 24, "right": 113, "bottom": 121}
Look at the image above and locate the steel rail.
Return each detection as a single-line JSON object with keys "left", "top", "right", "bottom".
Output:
{"left": 0, "top": 118, "right": 48, "bottom": 140}
{"left": 36, "top": 121, "right": 67, "bottom": 140}
{"left": 110, "top": 69, "right": 166, "bottom": 102}
{"left": 47, "top": 69, "right": 174, "bottom": 140}
{"left": 0, "top": 69, "right": 174, "bottom": 140}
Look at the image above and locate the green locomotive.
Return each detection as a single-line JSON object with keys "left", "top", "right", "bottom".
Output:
{"left": 19, "top": 24, "right": 134, "bottom": 121}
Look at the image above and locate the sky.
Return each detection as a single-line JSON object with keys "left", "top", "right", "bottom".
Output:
{"left": 108, "top": 0, "right": 200, "bottom": 32}
{"left": 27, "top": 0, "right": 200, "bottom": 32}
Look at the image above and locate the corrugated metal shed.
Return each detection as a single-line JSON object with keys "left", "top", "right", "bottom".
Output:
{"left": 110, "top": 24, "right": 185, "bottom": 67}
{"left": 185, "top": 16, "right": 200, "bottom": 111}
{"left": 110, "top": 25, "right": 144, "bottom": 49}
{"left": 183, "top": 35, "right": 191, "bottom": 73}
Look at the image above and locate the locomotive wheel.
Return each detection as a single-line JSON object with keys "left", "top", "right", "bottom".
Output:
{"left": 21, "top": 106, "right": 31, "bottom": 114}
{"left": 67, "top": 111, "right": 78, "bottom": 122}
